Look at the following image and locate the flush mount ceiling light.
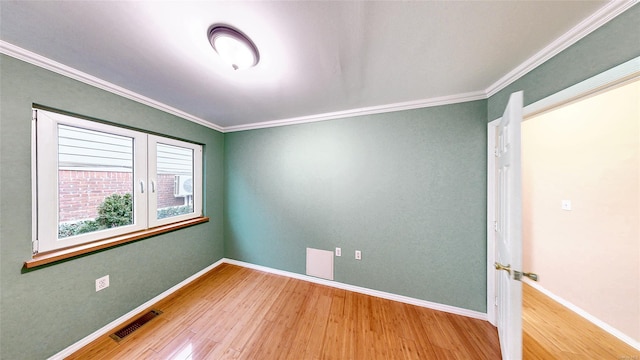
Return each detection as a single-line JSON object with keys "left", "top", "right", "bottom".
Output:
{"left": 208, "top": 25, "right": 260, "bottom": 70}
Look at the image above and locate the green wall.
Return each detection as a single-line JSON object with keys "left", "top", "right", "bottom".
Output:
{"left": 223, "top": 2, "right": 640, "bottom": 320}
{"left": 0, "top": 55, "right": 225, "bottom": 359}
{"left": 224, "top": 101, "right": 489, "bottom": 312}
{"left": 2, "top": 4, "right": 639, "bottom": 359}
{"left": 488, "top": 3, "right": 640, "bottom": 120}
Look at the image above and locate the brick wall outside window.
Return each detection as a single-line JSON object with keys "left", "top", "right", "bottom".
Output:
{"left": 156, "top": 174, "right": 186, "bottom": 209}
{"left": 58, "top": 170, "right": 186, "bottom": 222}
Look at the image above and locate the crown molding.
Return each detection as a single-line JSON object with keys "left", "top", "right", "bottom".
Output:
{"left": 223, "top": 91, "right": 487, "bottom": 132}
{"left": 0, "top": 40, "right": 224, "bottom": 133}
{"left": 485, "top": 0, "right": 637, "bottom": 97}
{"left": 2, "top": 40, "right": 486, "bottom": 134}
{"left": 2, "top": 0, "right": 634, "bottom": 133}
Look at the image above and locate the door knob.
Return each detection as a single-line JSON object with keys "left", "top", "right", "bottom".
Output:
{"left": 494, "top": 262, "right": 511, "bottom": 275}
{"left": 495, "top": 262, "right": 538, "bottom": 281}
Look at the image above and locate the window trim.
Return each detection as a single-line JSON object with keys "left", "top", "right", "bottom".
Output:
{"left": 148, "top": 135, "right": 203, "bottom": 228}
{"left": 25, "top": 217, "right": 209, "bottom": 269}
{"left": 32, "top": 108, "right": 205, "bottom": 257}
{"left": 36, "top": 112, "right": 148, "bottom": 251}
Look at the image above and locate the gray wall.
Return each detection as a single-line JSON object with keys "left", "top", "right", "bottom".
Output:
{"left": 488, "top": 4, "right": 640, "bottom": 120}
{"left": 0, "top": 55, "right": 225, "bottom": 359}
{"left": 224, "top": 100, "right": 489, "bottom": 312}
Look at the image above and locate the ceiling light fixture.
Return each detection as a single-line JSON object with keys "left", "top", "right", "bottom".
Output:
{"left": 208, "top": 25, "right": 259, "bottom": 70}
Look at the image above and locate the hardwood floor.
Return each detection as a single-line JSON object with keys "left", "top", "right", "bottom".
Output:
{"left": 523, "top": 282, "right": 640, "bottom": 360}
{"left": 67, "top": 264, "right": 640, "bottom": 359}
{"left": 68, "top": 263, "right": 501, "bottom": 359}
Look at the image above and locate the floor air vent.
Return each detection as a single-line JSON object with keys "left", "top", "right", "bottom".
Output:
{"left": 110, "top": 309, "right": 162, "bottom": 342}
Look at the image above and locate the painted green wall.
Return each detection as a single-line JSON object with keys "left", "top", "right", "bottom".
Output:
{"left": 488, "top": 4, "right": 640, "bottom": 120}
{"left": 0, "top": 55, "right": 225, "bottom": 359}
{"left": 224, "top": 101, "right": 488, "bottom": 312}
{"left": 2, "top": 4, "right": 638, "bottom": 359}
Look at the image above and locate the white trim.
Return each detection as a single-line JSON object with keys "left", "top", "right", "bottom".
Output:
{"left": 2, "top": 0, "right": 635, "bottom": 135}
{"left": 47, "top": 258, "right": 226, "bottom": 360}
{"left": 224, "top": 258, "right": 488, "bottom": 321}
{"left": 36, "top": 111, "right": 150, "bottom": 252}
{"left": 31, "top": 110, "right": 39, "bottom": 253}
{"left": 1, "top": 39, "right": 484, "bottom": 133}
{"left": 487, "top": 57, "right": 640, "bottom": 349}
{"left": 523, "top": 279, "right": 640, "bottom": 352}
{"left": 485, "top": 0, "right": 636, "bottom": 97}
{"left": 0, "top": 41, "right": 223, "bottom": 133}
{"left": 3, "top": 1, "right": 634, "bottom": 134}
{"left": 50, "top": 257, "right": 488, "bottom": 359}
{"left": 147, "top": 135, "right": 203, "bottom": 228}
{"left": 223, "top": 91, "right": 486, "bottom": 133}
{"left": 523, "top": 56, "right": 640, "bottom": 118}
{"left": 486, "top": 118, "right": 500, "bottom": 326}
{"left": 488, "top": 56, "right": 640, "bottom": 124}
{"left": 266, "top": 7, "right": 639, "bottom": 133}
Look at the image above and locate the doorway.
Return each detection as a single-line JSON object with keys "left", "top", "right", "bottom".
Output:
{"left": 486, "top": 57, "right": 640, "bottom": 358}
{"left": 520, "top": 78, "right": 639, "bottom": 356}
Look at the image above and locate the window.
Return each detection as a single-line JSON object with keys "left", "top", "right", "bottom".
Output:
{"left": 33, "top": 109, "right": 203, "bottom": 253}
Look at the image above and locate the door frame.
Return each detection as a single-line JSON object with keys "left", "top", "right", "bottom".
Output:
{"left": 486, "top": 56, "right": 640, "bottom": 326}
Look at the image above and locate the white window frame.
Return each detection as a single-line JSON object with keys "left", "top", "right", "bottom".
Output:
{"left": 148, "top": 135, "right": 203, "bottom": 228}
{"left": 33, "top": 109, "right": 203, "bottom": 253}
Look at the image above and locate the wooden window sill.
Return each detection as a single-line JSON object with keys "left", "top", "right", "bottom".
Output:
{"left": 24, "top": 217, "right": 209, "bottom": 269}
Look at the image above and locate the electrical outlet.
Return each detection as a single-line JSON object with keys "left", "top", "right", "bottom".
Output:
{"left": 335, "top": 247, "right": 341, "bottom": 257}
{"left": 355, "top": 250, "right": 362, "bottom": 260}
{"left": 96, "top": 275, "right": 109, "bottom": 292}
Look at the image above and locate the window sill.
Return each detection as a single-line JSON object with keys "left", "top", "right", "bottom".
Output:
{"left": 24, "top": 217, "right": 209, "bottom": 269}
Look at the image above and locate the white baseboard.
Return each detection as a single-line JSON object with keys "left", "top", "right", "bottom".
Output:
{"left": 49, "top": 257, "right": 488, "bottom": 359}
{"left": 224, "top": 258, "right": 488, "bottom": 321}
{"left": 524, "top": 278, "right": 640, "bottom": 352}
{"left": 48, "top": 258, "right": 226, "bottom": 360}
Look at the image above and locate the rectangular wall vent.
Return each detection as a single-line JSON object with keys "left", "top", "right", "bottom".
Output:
{"left": 110, "top": 309, "right": 162, "bottom": 342}
{"left": 306, "top": 248, "right": 334, "bottom": 280}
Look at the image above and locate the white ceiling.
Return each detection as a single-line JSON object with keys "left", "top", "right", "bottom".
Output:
{"left": 0, "top": 1, "right": 618, "bottom": 130}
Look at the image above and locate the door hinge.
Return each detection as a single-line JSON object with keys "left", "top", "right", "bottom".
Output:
{"left": 32, "top": 240, "right": 39, "bottom": 254}
{"left": 494, "top": 148, "right": 499, "bottom": 157}
{"left": 493, "top": 221, "right": 498, "bottom": 232}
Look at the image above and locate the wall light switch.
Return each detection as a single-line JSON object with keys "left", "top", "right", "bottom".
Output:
{"left": 335, "top": 247, "right": 341, "bottom": 257}
{"left": 561, "top": 200, "right": 572, "bottom": 211}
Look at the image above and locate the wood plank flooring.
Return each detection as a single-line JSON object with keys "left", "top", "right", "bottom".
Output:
{"left": 68, "top": 263, "right": 501, "bottom": 359}
{"left": 523, "top": 282, "right": 640, "bottom": 360}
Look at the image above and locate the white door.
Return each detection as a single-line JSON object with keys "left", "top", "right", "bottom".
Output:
{"left": 495, "top": 91, "right": 524, "bottom": 359}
